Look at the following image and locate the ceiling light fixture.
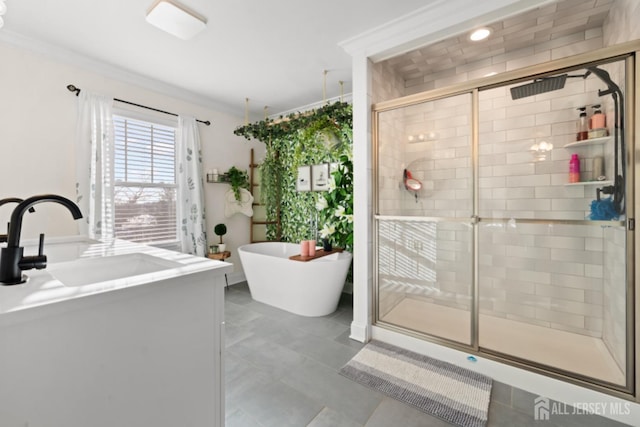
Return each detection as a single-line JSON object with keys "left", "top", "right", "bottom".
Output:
{"left": 146, "top": 0, "right": 207, "bottom": 40}
{"left": 470, "top": 27, "right": 491, "bottom": 42}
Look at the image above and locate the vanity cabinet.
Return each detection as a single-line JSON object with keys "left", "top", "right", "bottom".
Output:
{"left": 0, "top": 240, "right": 229, "bottom": 427}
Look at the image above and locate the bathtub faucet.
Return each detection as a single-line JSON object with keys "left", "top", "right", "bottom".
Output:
{"left": 0, "top": 194, "right": 83, "bottom": 285}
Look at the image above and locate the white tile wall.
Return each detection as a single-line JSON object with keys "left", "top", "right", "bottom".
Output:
{"left": 372, "top": 60, "right": 406, "bottom": 105}
{"left": 378, "top": 93, "right": 472, "bottom": 219}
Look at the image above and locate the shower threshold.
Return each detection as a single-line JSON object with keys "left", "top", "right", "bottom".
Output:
{"left": 380, "top": 297, "right": 624, "bottom": 385}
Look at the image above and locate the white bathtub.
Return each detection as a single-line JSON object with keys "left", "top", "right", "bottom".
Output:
{"left": 238, "top": 242, "right": 352, "bottom": 317}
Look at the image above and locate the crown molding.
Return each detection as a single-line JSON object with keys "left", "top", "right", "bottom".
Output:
{"left": 0, "top": 29, "right": 242, "bottom": 118}
{"left": 339, "top": 0, "right": 555, "bottom": 62}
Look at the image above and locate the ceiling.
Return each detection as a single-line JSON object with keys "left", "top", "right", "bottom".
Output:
{"left": 1, "top": 0, "right": 431, "bottom": 117}
{"left": 1, "top": 0, "right": 620, "bottom": 118}
{"left": 385, "top": 0, "right": 614, "bottom": 83}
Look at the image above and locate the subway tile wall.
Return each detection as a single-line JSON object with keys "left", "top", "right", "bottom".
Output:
{"left": 372, "top": 60, "right": 405, "bottom": 105}
{"left": 373, "top": 16, "right": 630, "bottom": 376}
{"left": 479, "top": 222, "right": 606, "bottom": 338}
{"left": 404, "top": 30, "right": 604, "bottom": 97}
{"left": 603, "top": 226, "right": 626, "bottom": 373}
{"left": 377, "top": 93, "right": 472, "bottom": 218}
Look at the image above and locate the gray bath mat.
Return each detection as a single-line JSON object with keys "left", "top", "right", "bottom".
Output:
{"left": 340, "top": 341, "right": 492, "bottom": 427}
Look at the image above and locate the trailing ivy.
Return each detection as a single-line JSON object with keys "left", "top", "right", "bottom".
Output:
{"left": 234, "top": 102, "right": 353, "bottom": 254}
{"left": 234, "top": 102, "right": 353, "bottom": 144}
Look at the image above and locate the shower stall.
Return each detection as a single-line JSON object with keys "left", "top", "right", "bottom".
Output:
{"left": 373, "top": 46, "right": 636, "bottom": 395}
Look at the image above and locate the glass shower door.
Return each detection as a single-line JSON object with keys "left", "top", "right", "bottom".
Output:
{"left": 476, "top": 58, "right": 631, "bottom": 388}
{"left": 375, "top": 93, "right": 474, "bottom": 346}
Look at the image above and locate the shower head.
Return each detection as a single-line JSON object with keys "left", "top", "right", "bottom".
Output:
{"left": 510, "top": 74, "right": 567, "bottom": 100}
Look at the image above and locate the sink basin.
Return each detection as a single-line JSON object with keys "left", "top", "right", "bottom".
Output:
{"left": 22, "top": 236, "right": 101, "bottom": 263}
{"left": 47, "top": 253, "right": 182, "bottom": 287}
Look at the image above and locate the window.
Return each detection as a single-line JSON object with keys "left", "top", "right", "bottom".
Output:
{"left": 113, "top": 114, "right": 178, "bottom": 244}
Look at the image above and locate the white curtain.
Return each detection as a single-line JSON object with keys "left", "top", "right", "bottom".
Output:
{"left": 177, "top": 115, "right": 207, "bottom": 256}
{"left": 74, "top": 91, "right": 115, "bottom": 239}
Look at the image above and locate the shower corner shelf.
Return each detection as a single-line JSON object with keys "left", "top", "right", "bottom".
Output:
{"left": 564, "top": 180, "right": 613, "bottom": 186}
{"left": 563, "top": 136, "right": 611, "bottom": 149}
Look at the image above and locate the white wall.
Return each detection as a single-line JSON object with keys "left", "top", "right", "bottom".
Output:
{"left": 0, "top": 40, "right": 264, "bottom": 279}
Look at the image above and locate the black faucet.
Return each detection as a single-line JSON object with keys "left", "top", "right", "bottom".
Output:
{"left": 0, "top": 198, "right": 35, "bottom": 243}
{"left": 0, "top": 194, "right": 83, "bottom": 285}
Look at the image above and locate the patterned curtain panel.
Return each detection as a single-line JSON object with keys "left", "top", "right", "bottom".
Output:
{"left": 74, "top": 91, "right": 115, "bottom": 239}
{"left": 177, "top": 116, "right": 207, "bottom": 256}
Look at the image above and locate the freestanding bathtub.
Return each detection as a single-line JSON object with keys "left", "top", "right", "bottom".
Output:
{"left": 238, "top": 242, "right": 352, "bottom": 317}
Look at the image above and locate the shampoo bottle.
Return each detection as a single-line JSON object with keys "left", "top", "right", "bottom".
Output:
{"left": 576, "top": 107, "right": 588, "bottom": 141}
{"left": 569, "top": 154, "right": 580, "bottom": 183}
{"left": 590, "top": 104, "right": 606, "bottom": 130}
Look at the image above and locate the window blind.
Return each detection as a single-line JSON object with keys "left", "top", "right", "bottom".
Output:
{"left": 113, "top": 115, "right": 178, "bottom": 244}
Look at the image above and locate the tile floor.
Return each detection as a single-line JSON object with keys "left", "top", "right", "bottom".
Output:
{"left": 224, "top": 282, "right": 630, "bottom": 427}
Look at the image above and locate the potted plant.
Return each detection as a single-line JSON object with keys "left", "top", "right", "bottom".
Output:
{"left": 225, "top": 166, "right": 250, "bottom": 201}
{"left": 214, "top": 223, "right": 227, "bottom": 252}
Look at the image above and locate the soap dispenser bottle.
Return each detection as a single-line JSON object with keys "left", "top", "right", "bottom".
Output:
{"left": 569, "top": 154, "right": 580, "bottom": 183}
{"left": 590, "top": 104, "right": 606, "bottom": 130}
{"left": 576, "top": 107, "right": 588, "bottom": 141}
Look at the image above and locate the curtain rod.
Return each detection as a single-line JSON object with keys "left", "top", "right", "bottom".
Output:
{"left": 66, "top": 84, "right": 211, "bottom": 126}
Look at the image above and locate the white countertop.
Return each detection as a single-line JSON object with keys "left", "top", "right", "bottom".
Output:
{"left": 0, "top": 236, "right": 232, "bottom": 315}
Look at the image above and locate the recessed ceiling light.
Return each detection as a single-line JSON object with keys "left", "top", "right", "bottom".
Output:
{"left": 470, "top": 27, "right": 491, "bottom": 42}
{"left": 146, "top": 0, "right": 207, "bottom": 40}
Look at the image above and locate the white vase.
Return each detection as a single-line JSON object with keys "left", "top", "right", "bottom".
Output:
{"left": 218, "top": 244, "right": 226, "bottom": 253}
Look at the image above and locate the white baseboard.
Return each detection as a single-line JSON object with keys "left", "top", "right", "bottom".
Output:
{"left": 349, "top": 321, "right": 370, "bottom": 343}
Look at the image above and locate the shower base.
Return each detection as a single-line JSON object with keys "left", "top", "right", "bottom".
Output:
{"left": 380, "top": 297, "right": 624, "bottom": 385}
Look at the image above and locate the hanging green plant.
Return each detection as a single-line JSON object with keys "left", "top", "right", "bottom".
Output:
{"left": 225, "top": 166, "right": 250, "bottom": 201}
{"left": 234, "top": 102, "right": 352, "bottom": 144}
{"left": 259, "top": 150, "right": 283, "bottom": 238}
{"left": 235, "top": 101, "right": 353, "bottom": 258}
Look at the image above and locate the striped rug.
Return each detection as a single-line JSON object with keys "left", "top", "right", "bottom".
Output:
{"left": 340, "top": 341, "right": 492, "bottom": 427}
